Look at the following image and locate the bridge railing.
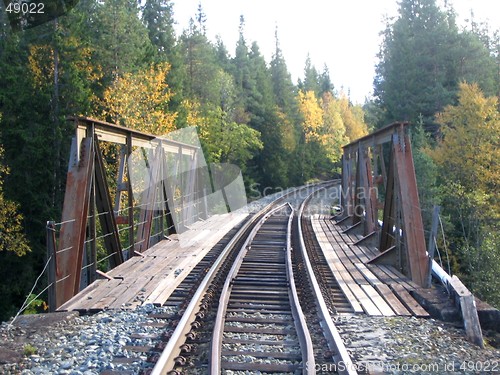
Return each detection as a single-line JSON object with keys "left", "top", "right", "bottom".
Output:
{"left": 47, "top": 117, "right": 205, "bottom": 310}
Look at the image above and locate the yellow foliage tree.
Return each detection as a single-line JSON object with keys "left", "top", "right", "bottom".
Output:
{"left": 430, "top": 82, "right": 500, "bottom": 307}
{"left": 182, "top": 99, "right": 263, "bottom": 165}
{"left": 321, "top": 92, "right": 348, "bottom": 163}
{"left": 431, "top": 82, "right": 500, "bottom": 218}
{"left": 433, "top": 83, "right": 500, "bottom": 190}
{"left": 338, "top": 94, "right": 368, "bottom": 142}
{"left": 102, "top": 62, "right": 177, "bottom": 135}
{"left": 297, "top": 90, "right": 323, "bottom": 143}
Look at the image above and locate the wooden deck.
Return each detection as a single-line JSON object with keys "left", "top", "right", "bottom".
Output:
{"left": 57, "top": 212, "right": 248, "bottom": 312}
{"left": 311, "top": 214, "right": 429, "bottom": 317}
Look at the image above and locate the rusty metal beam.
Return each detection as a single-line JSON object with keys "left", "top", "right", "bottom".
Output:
{"left": 55, "top": 137, "right": 94, "bottom": 308}
{"left": 379, "top": 147, "right": 396, "bottom": 253}
{"left": 392, "top": 125, "right": 429, "bottom": 286}
{"left": 94, "top": 137, "right": 124, "bottom": 267}
{"left": 134, "top": 145, "right": 162, "bottom": 253}
{"left": 342, "top": 122, "right": 429, "bottom": 288}
{"left": 70, "top": 116, "right": 197, "bottom": 156}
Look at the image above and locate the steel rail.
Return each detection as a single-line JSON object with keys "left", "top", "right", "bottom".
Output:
{"left": 149, "top": 187, "right": 309, "bottom": 375}
{"left": 297, "top": 185, "right": 358, "bottom": 375}
{"left": 209, "top": 203, "right": 307, "bottom": 373}
{"left": 284, "top": 202, "right": 316, "bottom": 373}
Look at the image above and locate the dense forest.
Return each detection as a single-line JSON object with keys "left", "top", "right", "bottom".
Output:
{"left": 0, "top": 0, "right": 498, "bottom": 321}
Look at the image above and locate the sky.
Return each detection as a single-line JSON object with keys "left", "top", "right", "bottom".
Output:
{"left": 171, "top": 0, "right": 499, "bottom": 104}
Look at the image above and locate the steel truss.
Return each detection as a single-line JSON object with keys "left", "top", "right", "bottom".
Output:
{"left": 49, "top": 117, "right": 200, "bottom": 309}
{"left": 340, "top": 122, "right": 429, "bottom": 287}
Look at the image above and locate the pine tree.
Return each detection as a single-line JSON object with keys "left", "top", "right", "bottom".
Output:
{"left": 298, "top": 55, "right": 321, "bottom": 96}
{"left": 374, "top": 0, "right": 498, "bottom": 131}
{"left": 93, "top": 0, "right": 154, "bottom": 82}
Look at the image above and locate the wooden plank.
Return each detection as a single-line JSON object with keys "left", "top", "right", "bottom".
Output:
{"left": 71, "top": 278, "right": 123, "bottom": 311}
{"left": 313, "top": 218, "right": 381, "bottom": 315}
{"left": 106, "top": 256, "right": 145, "bottom": 278}
{"left": 360, "top": 284, "right": 395, "bottom": 316}
{"left": 449, "top": 275, "right": 484, "bottom": 348}
{"left": 390, "top": 283, "right": 429, "bottom": 318}
{"left": 319, "top": 220, "right": 368, "bottom": 284}
{"left": 347, "top": 283, "right": 382, "bottom": 316}
{"left": 323, "top": 219, "right": 373, "bottom": 263}
{"left": 57, "top": 279, "right": 106, "bottom": 311}
{"left": 355, "top": 263, "right": 411, "bottom": 316}
{"left": 368, "top": 263, "right": 415, "bottom": 290}
{"left": 379, "top": 265, "right": 420, "bottom": 290}
{"left": 354, "top": 263, "right": 381, "bottom": 285}
{"left": 107, "top": 276, "right": 153, "bottom": 308}
{"left": 366, "top": 264, "right": 394, "bottom": 285}
{"left": 222, "top": 362, "right": 298, "bottom": 372}
{"left": 374, "top": 284, "right": 411, "bottom": 316}
{"left": 352, "top": 243, "right": 380, "bottom": 260}
{"left": 311, "top": 218, "right": 363, "bottom": 313}
{"left": 149, "top": 260, "right": 200, "bottom": 305}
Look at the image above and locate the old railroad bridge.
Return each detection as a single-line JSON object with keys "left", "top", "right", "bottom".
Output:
{"left": 36, "top": 116, "right": 499, "bottom": 374}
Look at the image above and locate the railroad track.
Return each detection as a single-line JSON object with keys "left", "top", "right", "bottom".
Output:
{"left": 295, "top": 188, "right": 357, "bottom": 375}
{"left": 210, "top": 203, "right": 313, "bottom": 374}
{"left": 143, "top": 187, "right": 317, "bottom": 374}
{"left": 140, "top": 181, "right": 358, "bottom": 375}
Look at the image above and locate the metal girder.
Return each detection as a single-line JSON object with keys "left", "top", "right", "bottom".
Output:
{"left": 51, "top": 118, "right": 204, "bottom": 310}
{"left": 134, "top": 145, "right": 162, "bottom": 254}
{"left": 341, "top": 122, "right": 429, "bottom": 288}
{"left": 55, "top": 137, "right": 94, "bottom": 308}
{"left": 392, "top": 125, "right": 428, "bottom": 286}
{"left": 71, "top": 116, "right": 197, "bottom": 156}
{"left": 94, "top": 137, "right": 124, "bottom": 267}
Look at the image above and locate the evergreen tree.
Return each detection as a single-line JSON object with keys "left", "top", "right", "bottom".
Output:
{"left": 93, "top": 0, "right": 154, "bottom": 83}
{"left": 299, "top": 54, "right": 320, "bottom": 96}
{"left": 318, "top": 64, "right": 334, "bottom": 97}
{"left": 142, "top": 0, "right": 176, "bottom": 57}
{"left": 374, "top": 0, "right": 498, "bottom": 131}
{"left": 374, "top": 0, "right": 459, "bottom": 129}
{"left": 178, "top": 20, "right": 219, "bottom": 105}
{"left": 270, "top": 27, "right": 301, "bottom": 185}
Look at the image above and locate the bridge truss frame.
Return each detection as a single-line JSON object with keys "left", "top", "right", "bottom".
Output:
{"left": 48, "top": 117, "right": 200, "bottom": 310}
{"left": 340, "top": 122, "right": 429, "bottom": 287}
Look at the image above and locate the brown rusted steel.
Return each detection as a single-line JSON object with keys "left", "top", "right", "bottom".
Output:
{"left": 94, "top": 137, "right": 124, "bottom": 266}
{"left": 134, "top": 144, "right": 162, "bottom": 254}
{"left": 391, "top": 124, "right": 428, "bottom": 286}
{"left": 52, "top": 117, "right": 202, "bottom": 308}
{"left": 55, "top": 137, "right": 94, "bottom": 308}
{"left": 46, "top": 221, "right": 57, "bottom": 312}
{"left": 341, "top": 122, "right": 429, "bottom": 288}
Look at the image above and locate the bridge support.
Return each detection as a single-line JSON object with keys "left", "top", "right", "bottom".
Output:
{"left": 50, "top": 117, "right": 200, "bottom": 310}
{"left": 339, "top": 122, "right": 429, "bottom": 288}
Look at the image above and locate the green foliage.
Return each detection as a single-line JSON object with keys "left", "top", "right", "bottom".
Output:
{"left": 22, "top": 293, "right": 46, "bottom": 315}
{"left": 0, "top": 0, "right": 417, "bottom": 321}
{"left": 429, "top": 83, "right": 500, "bottom": 307}
{"left": 374, "top": 0, "right": 498, "bottom": 129}
{"left": 23, "top": 344, "right": 38, "bottom": 356}
{"left": 374, "top": 0, "right": 500, "bottom": 307}
{"left": 411, "top": 120, "right": 440, "bottom": 229}
{"left": 0, "top": 145, "right": 30, "bottom": 256}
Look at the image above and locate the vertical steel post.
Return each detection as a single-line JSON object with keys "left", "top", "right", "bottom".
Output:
{"left": 425, "top": 206, "right": 441, "bottom": 288}
{"left": 46, "top": 221, "right": 57, "bottom": 312}
{"left": 126, "top": 133, "right": 134, "bottom": 259}
{"left": 55, "top": 136, "right": 94, "bottom": 308}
